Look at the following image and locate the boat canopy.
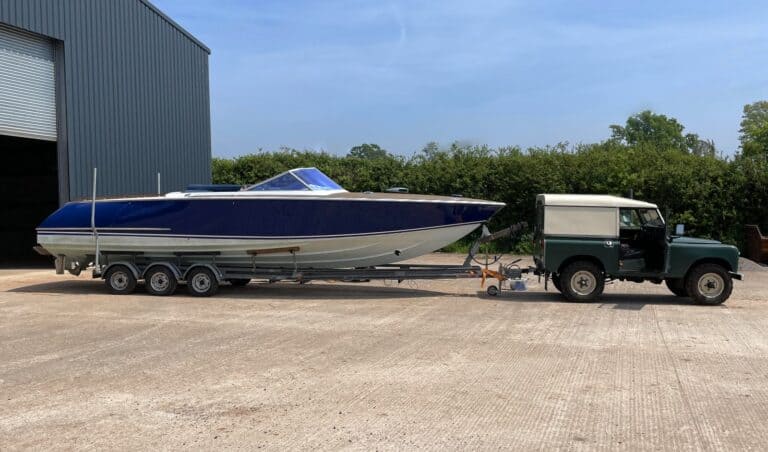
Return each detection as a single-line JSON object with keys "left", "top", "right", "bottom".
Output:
{"left": 247, "top": 168, "right": 346, "bottom": 192}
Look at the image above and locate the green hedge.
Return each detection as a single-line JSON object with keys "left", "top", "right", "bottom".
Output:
{"left": 213, "top": 143, "right": 768, "bottom": 252}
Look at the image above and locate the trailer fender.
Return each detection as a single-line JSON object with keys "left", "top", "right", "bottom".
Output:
{"left": 142, "top": 262, "right": 182, "bottom": 281}
{"left": 101, "top": 261, "right": 140, "bottom": 280}
{"left": 182, "top": 264, "right": 223, "bottom": 282}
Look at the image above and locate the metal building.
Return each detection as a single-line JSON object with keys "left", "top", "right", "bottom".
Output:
{"left": 0, "top": 0, "right": 211, "bottom": 262}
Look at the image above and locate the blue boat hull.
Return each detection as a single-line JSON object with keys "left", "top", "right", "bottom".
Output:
{"left": 39, "top": 198, "right": 501, "bottom": 238}
{"left": 37, "top": 197, "right": 503, "bottom": 268}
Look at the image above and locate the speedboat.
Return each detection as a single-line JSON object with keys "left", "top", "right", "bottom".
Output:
{"left": 36, "top": 168, "right": 504, "bottom": 268}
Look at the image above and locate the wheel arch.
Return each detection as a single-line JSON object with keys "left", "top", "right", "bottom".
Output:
{"left": 101, "top": 261, "right": 140, "bottom": 280}
{"left": 142, "top": 262, "right": 182, "bottom": 280}
{"left": 557, "top": 255, "right": 607, "bottom": 275}
{"left": 683, "top": 257, "right": 733, "bottom": 279}
{"left": 182, "top": 263, "right": 223, "bottom": 282}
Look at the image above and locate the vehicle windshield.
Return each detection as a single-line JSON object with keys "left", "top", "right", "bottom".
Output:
{"left": 247, "top": 168, "right": 344, "bottom": 192}
{"left": 639, "top": 208, "right": 664, "bottom": 227}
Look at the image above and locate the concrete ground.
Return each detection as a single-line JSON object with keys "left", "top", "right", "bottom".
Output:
{"left": 1, "top": 254, "right": 767, "bottom": 450}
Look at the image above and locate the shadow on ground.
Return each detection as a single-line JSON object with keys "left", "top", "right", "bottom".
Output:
{"left": 477, "top": 290, "right": 706, "bottom": 308}
{"left": 8, "top": 279, "right": 453, "bottom": 300}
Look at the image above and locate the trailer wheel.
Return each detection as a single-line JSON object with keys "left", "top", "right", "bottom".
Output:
{"left": 560, "top": 261, "right": 604, "bottom": 302}
{"left": 187, "top": 267, "right": 219, "bottom": 297}
{"left": 145, "top": 266, "right": 178, "bottom": 296}
{"left": 105, "top": 265, "right": 137, "bottom": 295}
{"left": 685, "top": 263, "right": 732, "bottom": 305}
{"left": 486, "top": 285, "right": 499, "bottom": 296}
{"left": 228, "top": 278, "right": 250, "bottom": 286}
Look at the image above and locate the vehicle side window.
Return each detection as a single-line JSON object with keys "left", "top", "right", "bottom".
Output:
{"left": 619, "top": 208, "right": 641, "bottom": 229}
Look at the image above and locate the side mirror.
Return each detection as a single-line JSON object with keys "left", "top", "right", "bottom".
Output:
{"left": 675, "top": 224, "right": 685, "bottom": 236}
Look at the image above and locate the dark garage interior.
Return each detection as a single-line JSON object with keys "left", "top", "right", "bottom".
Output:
{"left": 0, "top": 0, "right": 211, "bottom": 267}
{"left": 0, "top": 135, "right": 59, "bottom": 266}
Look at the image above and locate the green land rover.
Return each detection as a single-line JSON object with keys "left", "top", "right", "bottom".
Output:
{"left": 533, "top": 194, "right": 742, "bottom": 304}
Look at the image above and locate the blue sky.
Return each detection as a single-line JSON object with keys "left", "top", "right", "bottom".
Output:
{"left": 153, "top": 0, "right": 768, "bottom": 157}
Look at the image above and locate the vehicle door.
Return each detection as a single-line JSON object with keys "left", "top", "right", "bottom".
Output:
{"left": 637, "top": 208, "right": 667, "bottom": 272}
{"left": 618, "top": 208, "right": 645, "bottom": 272}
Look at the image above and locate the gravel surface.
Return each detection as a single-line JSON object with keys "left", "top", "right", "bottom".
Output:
{"left": 1, "top": 254, "right": 767, "bottom": 450}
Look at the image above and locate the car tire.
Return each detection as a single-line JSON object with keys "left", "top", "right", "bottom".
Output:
{"left": 551, "top": 273, "right": 562, "bottom": 292}
{"left": 105, "top": 265, "right": 137, "bottom": 295}
{"left": 559, "top": 261, "right": 604, "bottom": 302}
{"left": 145, "top": 266, "right": 178, "bottom": 296}
{"left": 186, "top": 267, "right": 219, "bottom": 297}
{"left": 665, "top": 278, "right": 688, "bottom": 297}
{"left": 685, "top": 263, "right": 732, "bottom": 305}
{"left": 486, "top": 285, "right": 499, "bottom": 296}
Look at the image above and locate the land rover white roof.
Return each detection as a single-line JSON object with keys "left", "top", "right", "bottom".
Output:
{"left": 537, "top": 194, "right": 657, "bottom": 209}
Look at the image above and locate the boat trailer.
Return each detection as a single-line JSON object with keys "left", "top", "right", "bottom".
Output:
{"left": 42, "top": 223, "right": 528, "bottom": 297}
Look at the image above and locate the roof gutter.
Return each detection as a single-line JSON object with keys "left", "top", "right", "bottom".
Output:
{"left": 139, "top": 0, "right": 211, "bottom": 54}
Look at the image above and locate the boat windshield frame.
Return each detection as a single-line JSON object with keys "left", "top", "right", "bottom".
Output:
{"left": 246, "top": 168, "right": 346, "bottom": 192}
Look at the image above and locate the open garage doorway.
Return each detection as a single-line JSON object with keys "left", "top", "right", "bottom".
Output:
{"left": 0, "top": 135, "right": 59, "bottom": 266}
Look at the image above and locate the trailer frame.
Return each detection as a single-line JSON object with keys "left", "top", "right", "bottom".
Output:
{"left": 90, "top": 249, "right": 484, "bottom": 297}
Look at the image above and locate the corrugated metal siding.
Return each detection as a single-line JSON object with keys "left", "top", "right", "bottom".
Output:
{"left": 0, "top": 0, "right": 211, "bottom": 199}
{"left": 0, "top": 22, "right": 56, "bottom": 141}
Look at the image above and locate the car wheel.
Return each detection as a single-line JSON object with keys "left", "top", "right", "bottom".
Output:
{"left": 186, "top": 267, "right": 219, "bottom": 297}
{"left": 105, "top": 265, "right": 137, "bottom": 295}
{"left": 665, "top": 278, "right": 688, "bottom": 297}
{"left": 145, "top": 266, "right": 178, "bottom": 296}
{"left": 685, "top": 263, "right": 732, "bottom": 305}
{"left": 559, "top": 261, "right": 604, "bottom": 302}
{"left": 486, "top": 285, "right": 499, "bottom": 296}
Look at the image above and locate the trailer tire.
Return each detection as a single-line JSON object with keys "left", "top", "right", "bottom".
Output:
{"left": 228, "top": 278, "right": 250, "bottom": 286}
{"left": 560, "top": 261, "right": 604, "bottom": 302}
{"left": 145, "top": 266, "right": 178, "bottom": 296}
{"left": 105, "top": 265, "right": 137, "bottom": 295}
{"left": 187, "top": 267, "right": 219, "bottom": 297}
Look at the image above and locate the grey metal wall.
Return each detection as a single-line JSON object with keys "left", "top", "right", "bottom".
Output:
{"left": 0, "top": 0, "right": 211, "bottom": 200}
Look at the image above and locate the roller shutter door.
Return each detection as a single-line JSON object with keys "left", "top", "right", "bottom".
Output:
{"left": 0, "top": 23, "right": 56, "bottom": 141}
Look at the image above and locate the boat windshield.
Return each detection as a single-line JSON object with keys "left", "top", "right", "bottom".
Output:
{"left": 247, "top": 168, "right": 345, "bottom": 192}
{"left": 293, "top": 168, "right": 344, "bottom": 191}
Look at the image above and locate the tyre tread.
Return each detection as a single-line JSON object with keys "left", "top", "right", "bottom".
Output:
{"left": 685, "top": 263, "right": 732, "bottom": 305}
{"left": 559, "top": 261, "right": 604, "bottom": 302}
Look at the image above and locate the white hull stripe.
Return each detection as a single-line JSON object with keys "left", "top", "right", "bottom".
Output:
{"left": 37, "top": 221, "right": 485, "bottom": 240}
{"left": 68, "top": 196, "right": 505, "bottom": 205}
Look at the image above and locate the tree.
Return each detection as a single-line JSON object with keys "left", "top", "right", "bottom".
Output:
{"left": 418, "top": 142, "right": 441, "bottom": 159}
{"left": 348, "top": 143, "right": 389, "bottom": 159}
{"left": 690, "top": 139, "right": 717, "bottom": 158}
{"left": 739, "top": 101, "right": 768, "bottom": 158}
{"left": 609, "top": 110, "right": 703, "bottom": 153}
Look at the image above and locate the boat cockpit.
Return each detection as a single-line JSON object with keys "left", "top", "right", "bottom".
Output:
{"left": 246, "top": 168, "right": 346, "bottom": 192}
{"left": 170, "top": 168, "right": 348, "bottom": 198}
